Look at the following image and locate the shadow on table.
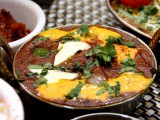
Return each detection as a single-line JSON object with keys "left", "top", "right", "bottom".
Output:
{"left": 32, "top": 0, "right": 54, "bottom": 9}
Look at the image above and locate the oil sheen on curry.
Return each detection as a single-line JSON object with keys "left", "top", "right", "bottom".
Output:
{"left": 14, "top": 25, "right": 155, "bottom": 107}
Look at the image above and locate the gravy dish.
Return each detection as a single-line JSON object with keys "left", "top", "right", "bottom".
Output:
{"left": 0, "top": 24, "right": 159, "bottom": 114}
{"left": 14, "top": 24, "right": 157, "bottom": 108}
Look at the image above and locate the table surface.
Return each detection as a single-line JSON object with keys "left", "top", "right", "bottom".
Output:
{"left": 18, "top": 0, "right": 160, "bottom": 120}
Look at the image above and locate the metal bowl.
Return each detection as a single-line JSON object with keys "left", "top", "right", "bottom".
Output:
{"left": 71, "top": 112, "right": 140, "bottom": 120}
{"left": 0, "top": 24, "right": 159, "bottom": 119}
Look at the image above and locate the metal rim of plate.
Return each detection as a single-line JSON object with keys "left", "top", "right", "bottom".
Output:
{"left": 71, "top": 112, "right": 140, "bottom": 120}
{"left": 37, "top": 0, "right": 159, "bottom": 120}
{"left": 106, "top": 0, "right": 152, "bottom": 39}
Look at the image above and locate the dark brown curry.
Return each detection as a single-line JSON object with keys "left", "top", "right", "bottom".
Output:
{"left": 14, "top": 25, "right": 155, "bottom": 107}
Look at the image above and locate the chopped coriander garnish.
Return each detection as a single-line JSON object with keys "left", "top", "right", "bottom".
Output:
{"left": 106, "top": 36, "right": 122, "bottom": 44}
{"left": 96, "top": 81, "right": 120, "bottom": 96}
{"left": 85, "top": 43, "right": 117, "bottom": 65}
{"left": 134, "top": 12, "right": 148, "bottom": 24}
{"left": 119, "top": 55, "right": 137, "bottom": 74}
{"left": 66, "top": 81, "right": 84, "bottom": 99}
{"left": 28, "top": 62, "right": 53, "bottom": 70}
{"left": 93, "top": 59, "right": 99, "bottom": 66}
{"left": 55, "top": 66, "right": 69, "bottom": 72}
{"left": 83, "top": 61, "right": 92, "bottom": 78}
{"left": 118, "top": 9, "right": 134, "bottom": 20}
{"left": 27, "top": 63, "right": 53, "bottom": 87}
{"left": 147, "top": 26, "right": 153, "bottom": 31}
{"left": 25, "top": 72, "right": 38, "bottom": 78}
{"left": 33, "top": 76, "right": 47, "bottom": 88}
{"left": 43, "top": 62, "right": 53, "bottom": 70}
{"left": 95, "top": 43, "right": 116, "bottom": 63}
{"left": 60, "top": 36, "right": 80, "bottom": 42}
{"left": 148, "top": 5, "right": 158, "bottom": 15}
{"left": 119, "top": 66, "right": 137, "bottom": 74}
{"left": 76, "top": 24, "right": 89, "bottom": 37}
{"left": 106, "top": 36, "right": 135, "bottom": 48}
{"left": 122, "top": 42, "right": 135, "bottom": 48}
{"left": 72, "top": 61, "right": 82, "bottom": 71}
{"left": 32, "top": 36, "right": 48, "bottom": 43}
{"left": 40, "top": 69, "right": 48, "bottom": 76}
{"left": 121, "top": 56, "right": 136, "bottom": 67}
{"left": 85, "top": 50, "right": 94, "bottom": 57}
{"left": 73, "top": 61, "right": 81, "bottom": 68}
{"left": 33, "top": 47, "right": 50, "bottom": 57}
{"left": 28, "top": 65, "right": 43, "bottom": 69}
{"left": 128, "top": 8, "right": 133, "bottom": 14}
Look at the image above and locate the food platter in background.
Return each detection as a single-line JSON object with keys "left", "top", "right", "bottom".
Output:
{"left": 107, "top": 0, "right": 160, "bottom": 39}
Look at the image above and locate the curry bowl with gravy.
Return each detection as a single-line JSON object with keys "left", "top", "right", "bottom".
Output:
{"left": 1, "top": 24, "right": 158, "bottom": 114}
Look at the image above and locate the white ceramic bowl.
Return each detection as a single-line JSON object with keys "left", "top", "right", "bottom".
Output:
{"left": 0, "top": 0, "right": 46, "bottom": 53}
{"left": 0, "top": 78, "right": 24, "bottom": 120}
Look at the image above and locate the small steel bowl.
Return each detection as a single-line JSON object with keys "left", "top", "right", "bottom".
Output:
{"left": 71, "top": 112, "right": 140, "bottom": 120}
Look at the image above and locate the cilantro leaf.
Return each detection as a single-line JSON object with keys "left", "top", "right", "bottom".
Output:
{"left": 43, "top": 62, "right": 53, "bottom": 70}
{"left": 28, "top": 62, "right": 53, "bottom": 70}
{"left": 122, "top": 41, "right": 136, "bottom": 48}
{"left": 55, "top": 66, "right": 69, "bottom": 72}
{"left": 25, "top": 72, "right": 38, "bottom": 78}
{"left": 33, "top": 47, "right": 50, "bottom": 57}
{"left": 134, "top": 12, "right": 148, "bottom": 24}
{"left": 32, "top": 36, "right": 48, "bottom": 43}
{"left": 148, "top": 5, "right": 158, "bottom": 15}
{"left": 66, "top": 81, "right": 84, "bottom": 99}
{"left": 76, "top": 24, "right": 89, "bottom": 37}
{"left": 118, "top": 9, "right": 134, "bottom": 20}
{"left": 40, "top": 69, "right": 48, "bottom": 76}
{"left": 112, "top": 82, "right": 120, "bottom": 96}
{"left": 147, "top": 26, "right": 153, "bottom": 31}
{"left": 106, "top": 36, "right": 122, "bottom": 44}
{"left": 33, "top": 76, "right": 47, "bottom": 88}
{"left": 97, "top": 81, "right": 120, "bottom": 96}
{"left": 60, "top": 35, "right": 80, "bottom": 42}
{"left": 86, "top": 43, "right": 117, "bottom": 65}
{"left": 119, "top": 55, "right": 137, "bottom": 74}
{"left": 96, "top": 89, "right": 106, "bottom": 96}
{"left": 105, "top": 43, "right": 117, "bottom": 57}
{"left": 28, "top": 65, "right": 43, "bottom": 69}
{"left": 120, "top": 57, "right": 136, "bottom": 67}
{"left": 119, "top": 66, "right": 137, "bottom": 74}
{"left": 72, "top": 61, "right": 82, "bottom": 72}
{"left": 95, "top": 43, "right": 116, "bottom": 63}
{"left": 106, "top": 36, "right": 135, "bottom": 48}
{"left": 83, "top": 62, "right": 92, "bottom": 78}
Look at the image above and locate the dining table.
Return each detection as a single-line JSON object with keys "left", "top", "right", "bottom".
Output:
{"left": 16, "top": 0, "right": 160, "bottom": 120}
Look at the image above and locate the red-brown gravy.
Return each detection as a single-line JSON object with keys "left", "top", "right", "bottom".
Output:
{"left": 14, "top": 26, "right": 155, "bottom": 107}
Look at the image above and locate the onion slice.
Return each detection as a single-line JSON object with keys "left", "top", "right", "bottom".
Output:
{"left": 86, "top": 73, "right": 106, "bottom": 84}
